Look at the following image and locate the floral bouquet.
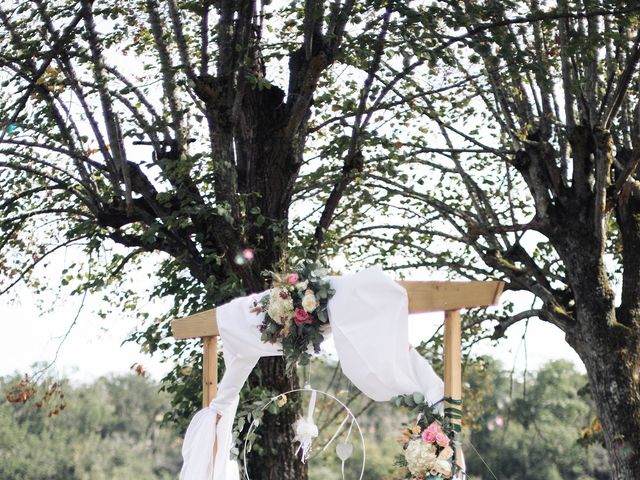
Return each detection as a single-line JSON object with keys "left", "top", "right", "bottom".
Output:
{"left": 252, "top": 262, "right": 335, "bottom": 374}
{"left": 394, "top": 393, "right": 460, "bottom": 480}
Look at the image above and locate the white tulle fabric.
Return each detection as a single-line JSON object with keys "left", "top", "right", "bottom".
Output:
{"left": 180, "top": 266, "right": 446, "bottom": 480}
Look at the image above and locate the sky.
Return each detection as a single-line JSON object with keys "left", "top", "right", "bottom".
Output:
{"left": 0, "top": 280, "right": 170, "bottom": 383}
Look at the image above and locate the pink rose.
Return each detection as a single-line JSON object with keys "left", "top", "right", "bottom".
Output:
{"left": 425, "top": 422, "right": 442, "bottom": 434}
{"left": 294, "top": 308, "right": 313, "bottom": 326}
{"left": 286, "top": 273, "right": 299, "bottom": 284}
{"left": 435, "top": 432, "right": 450, "bottom": 447}
{"left": 422, "top": 429, "right": 437, "bottom": 443}
{"left": 422, "top": 421, "right": 443, "bottom": 443}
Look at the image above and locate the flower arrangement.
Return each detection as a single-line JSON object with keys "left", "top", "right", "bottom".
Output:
{"left": 252, "top": 263, "right": 335, "bottom": 374}
{"left": 394, "top": 393, "right": 461, "bottom": 480}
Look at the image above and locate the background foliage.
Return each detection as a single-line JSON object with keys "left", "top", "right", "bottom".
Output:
{"left": 1, "top": 359, "right": 608, "bottom": 480}
{"left": 0, "top": 372, "right": 182, "bottom": 479}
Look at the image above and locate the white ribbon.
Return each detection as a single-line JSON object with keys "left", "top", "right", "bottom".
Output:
{"left": 319, "top": 413, "right": 350, "bottom": 454}
{"left": 294, "top": 387, "right": 318, "bottom": 463}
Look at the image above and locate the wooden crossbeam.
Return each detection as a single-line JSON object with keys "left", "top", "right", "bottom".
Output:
{"left": 172, "top": 309, "right": 219, "bottom": 340}
{"left": 171, "top": 280, "right": 503, "bottom": 340}
{"left": 402, "top": 280, "right": 503, "bottom": 313}
{"left": 170, "top": 279, "right": 504, "bottom": 410}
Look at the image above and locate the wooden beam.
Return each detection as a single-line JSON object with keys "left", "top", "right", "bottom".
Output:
{"left": 400, "top": 280, "right": 504, "bottom": 313}
{"left": 172, "top": 309, "right": 218, "bottom": 340}
{"left": 170, "top": 280, "right": 504, "bottom": 339}
{"left": 202, "top": 336, "right": 218, "bottom": 407}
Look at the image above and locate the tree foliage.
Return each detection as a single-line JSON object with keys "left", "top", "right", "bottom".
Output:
{"left": 319, "top": 1, "right": 640, "bottom": 476}
{"left": 2, "top": 0, "right": 640, "bottom": 477}
{"left": 465, "top": 360, "right": 610, "bottom": 480}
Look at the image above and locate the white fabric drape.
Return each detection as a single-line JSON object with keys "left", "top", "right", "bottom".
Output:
{"left": 329, "top": 269, "right": 444, "bottom": 407}
{"left": 179, "top": 289, "right": 281, "bottom": 480}
{"left": 180, "top": 266, "right": 446, "bottom": 480}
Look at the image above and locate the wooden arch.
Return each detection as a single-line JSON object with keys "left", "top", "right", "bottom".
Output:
{"left": 171, "top": 279, "right": 504, "bottom": 438}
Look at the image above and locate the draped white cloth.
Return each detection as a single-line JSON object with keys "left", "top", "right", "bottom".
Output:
{"left": 180, "top": 266, "right": 446, "bottom": 480}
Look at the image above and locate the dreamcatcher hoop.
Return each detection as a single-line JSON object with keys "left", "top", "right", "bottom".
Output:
{"left": 242, "top": 387, "right": 366, "bottom": 480}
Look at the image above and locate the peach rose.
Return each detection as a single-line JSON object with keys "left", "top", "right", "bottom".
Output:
{"left": 435, "top": 432, "right": 450, "bottom": 447}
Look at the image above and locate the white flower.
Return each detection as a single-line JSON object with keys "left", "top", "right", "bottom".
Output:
{"left": 294, "top": 417, "right": 319, "bottom": 440}
{"left": 433, "top": 457, "right": 453, "bottom": 478}
{"left": 269, "top": 287, "right": 285, "bottom": 301}
{"left": 294, "top": 416, "right": 319, "bottom": 464}
{"left": 301, "top": 289, "right": 318, "bottom": 313}
{"left": 268, "top": 287, "right": 294, "bottom": 324}
{"left": 405, "top": 439, "right": 437, "bottom": 476}
{"left": 296, "top": 280, "right": 309, "bottom": 290}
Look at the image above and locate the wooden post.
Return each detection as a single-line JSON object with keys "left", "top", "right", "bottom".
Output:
{"left": 444, "top": 309, "right": 463, "bottom": 466}
{"left": 202, "top": 336, "right": 218, "bottom": 407}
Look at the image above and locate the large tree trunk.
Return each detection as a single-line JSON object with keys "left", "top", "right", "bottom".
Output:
{"left": 246, "top": 358, "right": 306, "bottom": 480}
{"left": 235, "top": 83, "right": 309, "bottom": 479}
{"left": 199, "top": 0, "right": 347, "bottom": 474}
{"left": 560, "top": 239, "right": 640, "bottom": 478}
{"left": 242, "top": 262, "right": 306, "bottom": 480}
{"left": 576, "top": 332, "right": 640, "bottom": 478}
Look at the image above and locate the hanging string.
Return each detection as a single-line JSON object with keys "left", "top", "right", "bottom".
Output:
{"left": 307, "top": 389, "right": 317, "bottom": 421}
{"left": 341, "top": 418, "right": 355, "bottom": 480}
{"left": 243, "top": 387, "right": 365, "bottom": 480}
{"left": 463, "top": 438, "right": 499, "bottom": 480}
{"left": 318, "top": 412, "right": 355, "bottom": 480}
{"left": 345, "top": 418, "right": 354, "bottom": 441}
{"left": 319, "top": 413, "right": 350, "bottom": 454}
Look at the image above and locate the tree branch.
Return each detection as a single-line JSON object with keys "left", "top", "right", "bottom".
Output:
{"left": 313, "top": 2, "right": 394, "bottom": 252}
{"left": 167, "top": 0, "right": 197, "bottom": 81}
{"left": 491, "top": 309, "right": 543, "bottom": 339}
{"left": 0, "top": 7, "right": 83, "bottom": 145}
{"left": 0, "top": 236, "right": 89, "bottom": 295}
{"left": 80, "top": 0, "right": 132, "bottom": 207}
{"left": 601, "top": 28, "right": 640, "bottom": 130}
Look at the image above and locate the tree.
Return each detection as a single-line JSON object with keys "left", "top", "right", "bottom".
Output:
{"left": 465, "top": 359, "right": 610, "bottom": 480}
{"left": 2, "top": 0, "right": 639, "bottom": 478}
{"left": 0, "top": 1, "right": 382, "bottom": 478}
{"left": 325, "top": 1, "right": 640, "bottom": 477}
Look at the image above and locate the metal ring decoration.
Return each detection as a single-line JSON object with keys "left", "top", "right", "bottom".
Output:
{"left": 242, "top": 387, "right": 366, "bottom": 480}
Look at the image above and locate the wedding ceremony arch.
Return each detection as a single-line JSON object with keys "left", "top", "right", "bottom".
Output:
{"left": 171, "top": 270, "right": 504, "bottom": 478}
